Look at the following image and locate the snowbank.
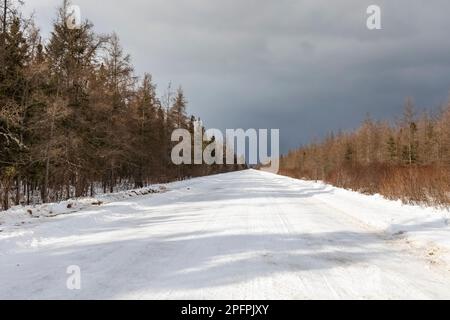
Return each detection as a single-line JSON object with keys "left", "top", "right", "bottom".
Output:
{"left": 269, "top": 171, "right": 450, "bottom": 266}
{"left": 0, "top": 185, "right": 167, "bottom": 230}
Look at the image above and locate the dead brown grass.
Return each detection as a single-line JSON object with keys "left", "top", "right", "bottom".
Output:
{"left": 280, "top": 165, "right": 450, "bottom": 207}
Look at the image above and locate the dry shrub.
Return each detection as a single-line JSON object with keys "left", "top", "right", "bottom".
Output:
{"left": 281, "top": 163, "right": 450, "bottom": 207}
{"left": 326, "top": 164, "right": 450, "bottom": 207}
{"left": 379, "top": 165, "right": 450, "bottom": 207}
{"left": 324, "top": 163, "right": 384, "bottom": 195}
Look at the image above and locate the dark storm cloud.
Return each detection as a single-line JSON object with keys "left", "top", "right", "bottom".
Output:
{"left": 25, "top": 0, "right": 450, "bottom": 152}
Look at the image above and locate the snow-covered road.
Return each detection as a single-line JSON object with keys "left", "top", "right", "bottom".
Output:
{"left": 1, "top": 170, "right": 450, "bottom": 299}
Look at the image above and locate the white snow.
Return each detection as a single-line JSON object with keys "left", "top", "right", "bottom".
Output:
{"left": 1, "top": 169, "right": 450, "bottom": 299}
{"left": 0, "top": 185, "right": 167, "bottom": 228}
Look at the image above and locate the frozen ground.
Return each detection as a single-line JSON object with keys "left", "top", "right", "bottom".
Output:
{"left": 1, "top": 169, "right": 450, "bottom": 299}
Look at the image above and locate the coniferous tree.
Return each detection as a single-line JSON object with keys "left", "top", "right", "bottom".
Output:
{"left": 0, "top": 0, "right": 241, "bottom": 210}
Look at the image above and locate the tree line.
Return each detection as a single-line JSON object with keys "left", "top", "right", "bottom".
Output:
{"left": 0, "top": 0, "right": 243, "bottom": 210}
{"left": 280, "top": 99, "right": 450, "bottom": 207}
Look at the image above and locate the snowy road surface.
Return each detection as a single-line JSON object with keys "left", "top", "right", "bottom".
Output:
{"left": 1, "top": 170, "right": 450, "bottom": 299}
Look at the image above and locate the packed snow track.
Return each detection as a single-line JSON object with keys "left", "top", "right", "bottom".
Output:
{"left": 1, "top": 170, "right": 450, "bottom": 299}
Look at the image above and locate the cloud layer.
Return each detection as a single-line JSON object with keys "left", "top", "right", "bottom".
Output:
{"left": 24, "top": 0, "right": 450, "bottom": 152}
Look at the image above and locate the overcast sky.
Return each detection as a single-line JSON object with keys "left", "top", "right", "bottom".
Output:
{"left": 23, "top": 0, "right": 450, "bottom": 152}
